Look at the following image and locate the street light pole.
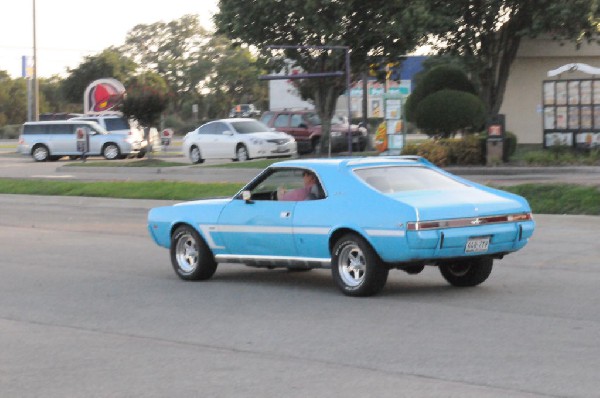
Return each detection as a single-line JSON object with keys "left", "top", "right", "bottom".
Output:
{"left": 32, "top": 0, "right": 39, "bottom": 121}
{"left": 264, "top": 44, "right": 353, "bottom": 156}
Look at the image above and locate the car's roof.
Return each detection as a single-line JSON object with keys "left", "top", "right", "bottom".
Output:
{"left": 214, "top": 118, "right": 261, "bottom": 123}
{"left": 269, "top": 156, "right": 433, "bottom": 170}
{"left": 24, "top": 120, "right": 98, "bottom": 125}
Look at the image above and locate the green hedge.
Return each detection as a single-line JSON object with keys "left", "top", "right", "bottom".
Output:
{"left": 402, "top": 135, "right": 485, "bottom": 166}
{"left": 0, "top": 124, "right": 21, "bottom": 139}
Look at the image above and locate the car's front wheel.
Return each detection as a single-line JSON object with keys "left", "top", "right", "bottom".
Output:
{"left": 439, "top": 257, "right": 493, "bottom": 287}
{"left": 235, "top": 144, "right": 250, "bottom": 162}
{"left": 189, "top": 146, "right": 204, "bottom": 164}
{"left": 170, "top": 225, "right": 217, "bottom": 280}
{"left": 102, "top": 143, "right": 121, "bottom": 160}
{"left": 331, "top": 233, "right": 388, "bottom": 296}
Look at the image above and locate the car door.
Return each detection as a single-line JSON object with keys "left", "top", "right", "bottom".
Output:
{"left": 86, "top": 124, "right": 106, "bottom": 155}
{"left": 211, "top": 122, "right": 237, "bottom": 158}
{"left": 191, "top": 123, "right": 218, "bottom": 159}
{"left": 216, "top": 169, "right": 298, "bottom": 257}
{"left": 48, "top": 124, "right": 76, "bottom": 154}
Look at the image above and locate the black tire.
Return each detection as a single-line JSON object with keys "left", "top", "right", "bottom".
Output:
{"left": 102, "top": 143, "right": 121, "bottom": 160}
{"left": 136, "top": 150, "right": 146, "bottom": 159}
{"left": 236, "top": 144, "right": 250, "bottom": 162}
{"left": 311, "top": 137, "right": 321, "bottom": 154}
{"left": 170, "top": 225, "right": 217, "bottom": 281}
{"left": 331, "top": 233, "right": 388, "bottom": 297}
{"left": 439, "top": 257, "right": 493, "bottom": 287}
{"left": 32, "top": 145, "right": 49, "bottom": 162}
{"left": 189, "top": 146, "right": 204, "bottom": 164}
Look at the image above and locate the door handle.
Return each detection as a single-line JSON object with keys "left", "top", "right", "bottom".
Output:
{"left": 280, "top": 211, "right": 291, "bottom": 219}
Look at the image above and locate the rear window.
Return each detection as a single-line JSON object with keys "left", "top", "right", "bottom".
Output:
{"left": 354, "top": 166, "right": 468, "bottom": 193}
{"left": 104, "top": 118, "right": 129, "bottom": 131}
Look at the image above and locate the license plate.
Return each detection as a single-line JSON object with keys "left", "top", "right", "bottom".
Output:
{"left": 465, "top": 237, "right": 490, "bottom": 253}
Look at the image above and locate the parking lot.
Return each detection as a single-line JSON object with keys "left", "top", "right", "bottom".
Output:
{"left": 1, "top": 151, "right": 600, "bottom": 396}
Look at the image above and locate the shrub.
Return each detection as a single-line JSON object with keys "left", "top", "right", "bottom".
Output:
{"left": 406, "top": 65, "right": 477, "bottom": 123}
{"left": 0, "top": 124, "right": 21, "bottom": 139}
{"left": 503, "top": 131, "right": 518, "bottom": 161}
{"left": 402, "top": 136, "right": 485, "bottom": 166}
{"left": 415, "top": 89, "right": 487, "bottom": 137}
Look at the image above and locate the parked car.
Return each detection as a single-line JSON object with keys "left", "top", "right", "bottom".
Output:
{"left": 182, "top": 118, "right": 297, "bottom": 163}
{"left": 147, "top": 156, "right": 535, "bottom": 296}
{"left": 69, "top": 112, "right": 157, "bottom": 157}
{"left": 18, "top": 120, "right": 143, "bottom": 161}
{"left": 260, "top": 110, "right": 367, "bottom": 154}
{"left": 228, "top": 104, "right": 261, "bottom": 118}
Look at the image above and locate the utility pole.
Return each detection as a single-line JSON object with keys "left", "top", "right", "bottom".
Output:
{"left": 32, "top": 0, "right": 39, "bottom": 121}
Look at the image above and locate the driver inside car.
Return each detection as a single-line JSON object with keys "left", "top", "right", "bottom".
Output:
{"left": 278, "top": 171, "right": 320, "bottom": 201}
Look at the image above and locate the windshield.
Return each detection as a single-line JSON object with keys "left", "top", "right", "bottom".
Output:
{"left": 354, "top": 166, "right": 468, "bottom": 193}
{"left": 305, "top": 113, "right": 346, "bottom": 126}
{"left": 230, "top": 120, "right": 270, "bottom": 134}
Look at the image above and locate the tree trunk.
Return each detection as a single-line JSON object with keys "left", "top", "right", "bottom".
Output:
{"left": 312, "top": 81, "right": 340, "bottom": 157}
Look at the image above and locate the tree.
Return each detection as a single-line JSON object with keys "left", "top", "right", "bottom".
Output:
{"left": 0, "top": 72, "right": 27, "bottom": 125}
{"left": 122, "top": 72, "right": 170, "bottom": 154}
{"left": 424, "top": 0, "right": 599, "bottom": 117}
{"left": 61, "top": 48, "right": 137, "bottom": 106}
{"left": 215, "top": 0, "right": 433, "bottom": 153}
{"left": 120, "top": 14, "right": 213, "bottom": 110}
{"left": 204, "top": 35, "right": 269, "bottom": 115}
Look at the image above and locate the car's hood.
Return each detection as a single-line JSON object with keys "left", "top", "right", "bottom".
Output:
{"left": 246, "top": 131, "right": 293, "bottom": 140}
{"left": 392, "top": 187, "right": 527, "bottom": 221}
{"left": 175, "top": 198, "right": 232, "bottom": 207}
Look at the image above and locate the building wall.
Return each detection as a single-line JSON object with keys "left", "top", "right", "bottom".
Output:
{"left": 500, "top": 38, "right": 600, "bottom": 144}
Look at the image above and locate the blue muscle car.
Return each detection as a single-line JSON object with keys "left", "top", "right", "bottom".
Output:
{"left": 147, "top": 156, "right": 535, "bottom": 296}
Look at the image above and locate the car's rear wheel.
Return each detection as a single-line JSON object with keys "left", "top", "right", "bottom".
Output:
{"left": 189, "top": 146, "right": 204, "bottom": 164}
{"left": 439, "top": 257, "right": 493, "bottom": 287}
{"left": 170, "top": 225, "right": 217, "bottom": 280}
{"left": 102, "top": 143, "right": 120, "bottom": 160}
{"left": 235, "top": 144, "right": 250, "bottom": 162}
{"left": 331, "top": 233, "right": 388, "bottom": 297}
{"left": 32, "top": 145, "right": 49, "bottom": 162}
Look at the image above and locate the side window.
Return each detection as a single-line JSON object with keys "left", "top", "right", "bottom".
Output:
{"left": 75, "top": 124, "right": 93, "bottom": 134}
{"left": 273, "top": 114, "right": 290, "bottom": 128}
{"left": 23, "top": 124, "right": 46, "bottom": 135}
{"left": 47, "top": 124, "right": 71, "bottom": 135}
{"left": 242, "top": 169, "right": 325, "bottom": 201}
{"left": 197, "top": 123, "right": 215, "bottom": 135}
{"left": 212, "top": 122, "right": 230, "bottom": 135}
{"left": 290, "top": 114, "right": 304, "bottom": 128}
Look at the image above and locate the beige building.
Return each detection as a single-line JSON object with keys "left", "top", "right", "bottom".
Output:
{"left": 500, "top": 37, "right": 600, "bottom": 145}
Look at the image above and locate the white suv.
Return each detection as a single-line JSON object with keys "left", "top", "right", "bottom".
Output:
{"left": 18, "top": 120, "right": 143, "bottom": 161}
{"left": 70, "top": 112, "right": 150, "bottom": 158}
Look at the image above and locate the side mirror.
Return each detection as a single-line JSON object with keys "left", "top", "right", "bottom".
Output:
{"left": 242, "top": 190, "right": 253, "bottom": 203}
{"left": 223, "top": 130, "right": 234, "bottom": 136}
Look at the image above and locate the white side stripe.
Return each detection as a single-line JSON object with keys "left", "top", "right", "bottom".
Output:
{"left": 199, "top": 224, "right": 404, "bottom": 250}
{"left": 365, "top": 229, "right": 406, "bottom": 237}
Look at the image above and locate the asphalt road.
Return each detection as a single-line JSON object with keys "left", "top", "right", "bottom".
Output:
{"left": 1, "top": 194, "right": 599, "bottom": 398}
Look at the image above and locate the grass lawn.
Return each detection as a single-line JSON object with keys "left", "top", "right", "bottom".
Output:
{"left": 0, "top": 178, "right": 598, "bottom": 215}
{"left": 0, "top": 178, "right": 243, "bottom": 200}
{"left": 62, "top": 158, "right": 188, "bottom": 168}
